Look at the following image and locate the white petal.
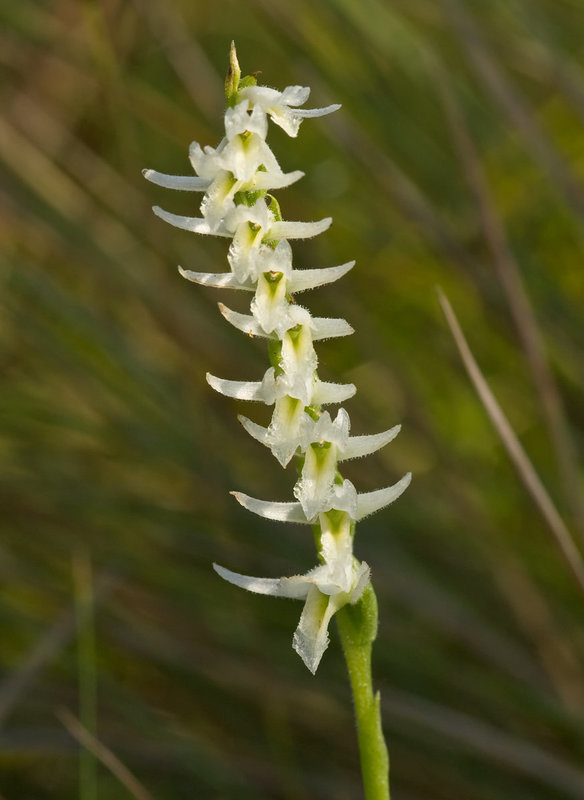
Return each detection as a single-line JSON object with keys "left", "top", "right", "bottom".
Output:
{"left": 288, "top": 261, "right": 355, "bottom": 293}
{"left": 242, "top": 84, "right": 308, "bottom": 109}
{"left": 218, "top": 305, "right": 269, "bottom": 337}
{"left": 279, "top": 373, "right": 315, "bottom": 407}
{"left": 294, "top": 440, "right": 339, "bottom": 521}
{"left": 219, "top": 134, "right": 280, "bottom": 182}
{"left": 330, "top": 407, "right": 351, "bottom": 443}
{"left": 305, "top": 408, "right": 350, "bottom": 450}
{"left": 200, "top": 171, "right": 239, "bottom": 230}
{"left": 270, "top": 218, "right": 332, "bottom": 240}
{"left": 298, "top": 480, "right": 358, "bottom": 523}
{"left": 224, "top": 100, "right": 268, "bottom": 140}
{"left": 238, "top": 415, "right": 270, "bottom": 446}
{"left": 355, "top": 473, "right": 412, "bottom": 520}
{"left": 253, "top": 170, "right": 304, "bottom": 190}
{"left": 189, "top": 139, "right": 226, "bottom": 179}
{"left": 269, "top": 111, "right": 302, "bottom": 138}
{"left": 214, "top": 564, "right": 311, "bottom": 599}
{"left": 295, "top": 103, "right": 341, "bottom": 118}
{"left": 311, "top": 381, "right": 356, "bottom": 405}
{"left": 178, "top": 267, "right": 254, "bottom": 291}
{"left": 250, "top": 270, "right": 290, "bottom": 334}
{"left": 239, "top": 85, "right": 314, "bottom": 138}
{"left": 223, "top": 100, "right": 250, "bottom": 138}
{"left": 247, "top": 103, "right": 270, "bottom": 139}
{"left": 318, "top": 516, "right": 354, "bottom": 593}
{"left": 206, "top": 374, "right": 266, "bottom": 401}
{"left": 278, "top": 575, "right": 317, "bottom": 599}
{"left": 293, "top": 586, "right": 341, "bottom": 674}
{"left": 152, "top": 206, "right": 231, "bottom": 237}
{"left": 280, "top": 85, "right": 311, "bottom": 107}
{"left": 269, "top": 102, "right": 341, "bottom": 137}
{"left": 340, "top": 425, "right": 401, "bottom": 461}
{"left": 238, "top": 397, "right": 311, "bottom": 467}
{"left": 222, "top": 135, "right": 260, "bottom": 182}
{"left": 281, "top": 324, "right": 318, "bottom": 384}
{"left": 213, "top": 564, "right": 283, "bottom": 595}
{"left": 350, "top": 562, "right": 371, "bottom": 603}
{"left": 142, "top": 169, "right": 210, "bottom": 191}
{"left": 258, "top": 367, "right": 288, "bottom": 405}
{"left": 261, "top": 396, "right": 309, "bottom": 467}
{"left": 226, "top": 198, "right": 273, "bottom": 230}
{"left": 226, "top": 201, "right": 274, "bottom": 282}
{"left": 311, "top": 318, "right": 354, "bottom": 340}
{"left": 329, "top": 479, "right": 359, "bottom": 518}
{"left": 231, "top": 492, "right": 309, "bottom": 524}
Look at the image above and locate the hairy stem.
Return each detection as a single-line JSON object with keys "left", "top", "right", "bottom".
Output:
{"left": 337, "top": 583, "right": 390, "bottom": 800}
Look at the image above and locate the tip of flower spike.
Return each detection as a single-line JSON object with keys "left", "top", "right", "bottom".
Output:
{"left": 225, "top": 42, "right": 241, "bottom": 106}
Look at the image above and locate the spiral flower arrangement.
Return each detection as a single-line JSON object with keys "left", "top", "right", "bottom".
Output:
{"left": 144, "top": 44, "right": 410, "bottom": 677}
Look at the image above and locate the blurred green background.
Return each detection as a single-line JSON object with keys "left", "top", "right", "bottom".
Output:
{"left": 2, "top": 0, "right": 584, "bottom": 798}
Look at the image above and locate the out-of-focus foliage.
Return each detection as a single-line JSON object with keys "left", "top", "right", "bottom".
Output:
{"left": 2, "top": 1, "right": 584, "bottom": 798}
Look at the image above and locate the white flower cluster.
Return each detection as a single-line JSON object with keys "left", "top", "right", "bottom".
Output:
{"left": 144, "top": 46, "right": 410, "bottom": 674}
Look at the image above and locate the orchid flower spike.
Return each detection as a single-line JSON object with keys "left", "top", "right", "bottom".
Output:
{"left": 144, "top": 43, "right": 410, "bottom": 674}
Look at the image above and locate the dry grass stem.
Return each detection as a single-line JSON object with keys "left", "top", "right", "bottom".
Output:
{"left": 438, "top": 289, "right": 584, "bottom": 593}
{"left": 434, "top": 66, "right": 584, "bottom": 539}
{"left": 57, "top": 707, "right": 155, "bottom": 800}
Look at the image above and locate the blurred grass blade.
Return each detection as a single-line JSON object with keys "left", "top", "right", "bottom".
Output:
{"left": 439, "top": 0, "right": 584, "bottom": 221}
{"left": 384, "top": 689, "right": 584, "bottom": 798}
{"left": 132, "top": 0, "right": 222, "bottom": 115}
{"left": 73, "top": 550, "right": 98, "bottom": 800}
{"left": 433, "top": 65, "right": 584, "bottom": 539}
{"left": 438, "top": 288, "right": 584, "bottom": 593}
{"left": 493, "top": 552, "right": 584, "bottom": 709}
{"left": 0, "top": 573, "right": 118, "bottom": 729}
{"left": 57, "top": 707, "right": 155, "bottom": 800}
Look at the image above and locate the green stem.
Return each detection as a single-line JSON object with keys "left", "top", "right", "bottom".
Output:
{"left": 337, "top": 583, "right": 390, "bottom": 800}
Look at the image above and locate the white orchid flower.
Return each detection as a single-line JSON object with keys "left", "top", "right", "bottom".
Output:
{"left": 239, "top": 84, "right": 341, "bottom": 138}
{"left": 214, "top": 558, "right": 369, "bottom": 674}
{"left": 224, "top": 98, "right": 268, "bottom": 140}
{"left": 230, "top": 472, "right": 412, "bottom": 525}
{"left": 280, "top": 320, "right": 318, "bottom": 401}
{"left": 238, "top": 405, "right": 400, "bottom": 475}
{"left": 239, "top": 395, "right": 311, "bottom": 467}
{"left": 152, "top": 198, "right": 332, "bottom": 288}
{"left": 225, "top": 201, "right": 275, "bottom": 281}
{"left": 214, "top": 509, "right": 369, "bottom": 673}
{"left": 294, "top": 440, "right": 346, "bottom": 521}
{"left": 177, "top": 258, "right": 355, "bottom": 295}
{"left": 249, "top": 250, "right": 292, "bottom": 332}
{"left": 190, "top": 113, "right": 279, "bottom": 184}
{"left": 218, "top": 303, "right": 354, "bottom": 343}
{"left": 200, "top": 167, "right": 304, "bottom": 233}
{"left": 207, "top": 365, "right": 355, "bottom": 409}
